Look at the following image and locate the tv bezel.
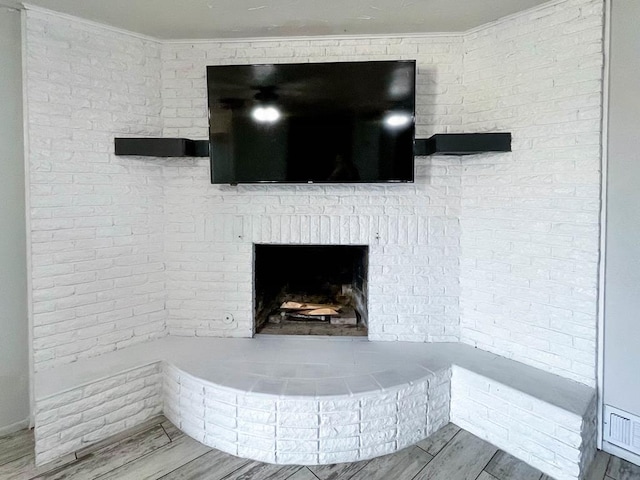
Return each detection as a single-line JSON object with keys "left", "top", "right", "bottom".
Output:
{"left": 206, "top": 59, "right": 416, "bottom": 185}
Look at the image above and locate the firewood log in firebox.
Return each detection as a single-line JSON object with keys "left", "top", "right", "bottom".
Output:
{"left": 280, "top": 301, "right": 341, "bottom": 311}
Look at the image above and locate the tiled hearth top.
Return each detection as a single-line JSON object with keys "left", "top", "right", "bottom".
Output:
{"left": 35, "top": 336, "right": 594, "bottom": 417}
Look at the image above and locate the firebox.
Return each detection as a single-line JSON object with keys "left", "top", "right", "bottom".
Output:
{"left": 253, "top": 244, "right": 368, "bottom": 336}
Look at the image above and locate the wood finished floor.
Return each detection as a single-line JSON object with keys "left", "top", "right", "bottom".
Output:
{"left": 0, "top": 416, "right": 636, "bottom": 480}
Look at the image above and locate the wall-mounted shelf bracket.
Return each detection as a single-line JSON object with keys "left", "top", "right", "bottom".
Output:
{"left": 114, "top": 138, "right": 209, "bottom": 157}
{"left": 415, "top": 133, "right": 511, "bottom": 156}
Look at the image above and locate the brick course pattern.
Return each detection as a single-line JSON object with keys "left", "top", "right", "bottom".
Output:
{"left": 163, "top": 364, "right": 450, "bottom": 465}
{"left": 25, "top": 11, "right": 168, "bottom": 372}
{"left": 24, "top": 0, "right": 603, "bottom": 387}
{"left": 459, "top": 0, "right": 604, "bottom": 387}
{"left": 34, "top": 363, "right": 162, "bottom": 465}
{"left": 160, "top": 36, "right": 465, "bottom": 342}
{"left": 33, "top": 345, "right": 595, "bottom": 479}
{"left": 451, "top": 366, "right": 596, "bottom": 480}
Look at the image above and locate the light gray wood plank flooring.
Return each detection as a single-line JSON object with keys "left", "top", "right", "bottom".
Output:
{"left": 412, "top": 430, "right": 497, "bottom": 480}
{"left": 35, "top": 425, "right": 171, "bottom": 480}
{"left": 606, "top": 454, "right": 640, "bottom": 480}
{"left": 95, "top": 433, "right": 211, "bottom": 480}
{"left": 589, "top": 451, "right": 613, "bottom": 480}
{"left": 0, "top": 429, "right": 35, "bottom": 466}
{"left": 0, "top": 450, "right": 75, "bottom": 480}
{"left": 477, "top": 473, "right": 499, "bottom": 480}
{"left": 485, "top": 451, "right": 543, "bottom": 480}
{"left": 214, "top": 462, "right": 301, "bottom": 480}
{"left": 160, "top": 419, "right": 184, "bottom": 442}
{"left": 416, "top": 423, "right": 460, "bottom": 456}
{"left": 348, "top": 445, "right": 433, "bottom": 480}
{"left": 158, "top": 449, "right": 250, "bottom": 480}
{"left": 308, "top": 459, "right": 368, "bottom": 479}
{"left": 0, "top": 416, "right": 631, "bottom": 480}
{"left": 287, "top": 469, "right": 320, "bottom": 480}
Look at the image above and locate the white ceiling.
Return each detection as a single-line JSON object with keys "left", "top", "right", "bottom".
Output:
{"left": 21, "top": 0, "right": 551, "bottom": 40}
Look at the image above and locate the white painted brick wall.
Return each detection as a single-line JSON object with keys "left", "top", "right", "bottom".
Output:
{"left": 34, "top": 363, "right": 162, "bottom": 464}
{"left": 159, "top": 38, "right": 465, "bottom": 340}
{"left": 450, "top": 366, "right": 595, "bottom": 480}
{"left": 25, "top": 10, "right": 168, "bottom": 371}
{"left": 458, "top": 0, "right": 603, "bottom": 386}
{"left": 24, "top": 0, "right": 603, "bottom": 387}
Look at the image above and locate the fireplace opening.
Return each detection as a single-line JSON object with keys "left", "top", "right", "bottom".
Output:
{"left": 254, "top": 244, "right": 368, "bottom": 336}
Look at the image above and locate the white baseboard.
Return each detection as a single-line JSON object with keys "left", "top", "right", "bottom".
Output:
{"left": 0, "top": 418, "right": 30, "bottom": 437}
{"left": 603, "top": 441, "right": 640, "bottom": 468}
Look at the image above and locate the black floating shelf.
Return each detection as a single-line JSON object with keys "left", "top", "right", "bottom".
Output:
{"left": 114, "top": 138, "right": 209, "bottom": 157}
{"left": 415, "top": 133, "right": 511, "bottom": 156}
{"left": 114, "top": 134, "right": 510, "bottom": 159}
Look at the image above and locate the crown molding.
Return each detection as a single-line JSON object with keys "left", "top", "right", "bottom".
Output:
{"left": 23, "top": 0, "right": 565, "bottom": 45}
{"left": 464, "top": 0, "right": 565, "bottom": 36}
{"left": 22, "top": 3, "right": 160, "bottom": 43}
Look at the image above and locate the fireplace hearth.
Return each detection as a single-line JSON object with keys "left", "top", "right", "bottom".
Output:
{"left": 253, "top": 244, "right": 368, "bottom": 336}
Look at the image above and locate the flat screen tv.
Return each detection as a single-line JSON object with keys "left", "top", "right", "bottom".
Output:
{"left": 206, "top": 60, "right": 416, "bottom": 184}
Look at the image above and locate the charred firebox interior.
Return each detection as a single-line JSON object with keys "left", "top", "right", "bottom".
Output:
{"left": 254, "top": 244, "right": 368, "bottom": 336}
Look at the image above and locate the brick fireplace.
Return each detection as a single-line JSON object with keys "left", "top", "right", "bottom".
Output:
{"left": 26, "top": 0, "right": 602, "bottom": 384}
{"left": 254, "top": 244, "right": 369, "bottom": 336}
{"left": 25, "top": 1, "right": 604, "bottom": 477}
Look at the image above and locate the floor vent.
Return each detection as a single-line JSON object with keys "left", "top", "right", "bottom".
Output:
{"left": 604, "top": 405, "right": 640, "bottom": 456}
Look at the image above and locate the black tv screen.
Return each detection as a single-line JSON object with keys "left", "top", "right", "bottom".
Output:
{"left": 206, "top": 60, "right": 416, "bottom": 184}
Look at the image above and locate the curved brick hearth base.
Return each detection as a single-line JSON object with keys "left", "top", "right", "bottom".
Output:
{"left": 34, "top": 338, "right": 597, "bottom": 480}
{"left": 162, "top": 362, "right": 450, "bottom": 465}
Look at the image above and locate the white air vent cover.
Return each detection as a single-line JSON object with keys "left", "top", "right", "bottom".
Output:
{"left": 604, "top": 405, "right": 640, "bottom": 456}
